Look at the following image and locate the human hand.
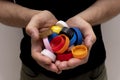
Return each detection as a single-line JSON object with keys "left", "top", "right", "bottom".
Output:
{"left": 55, "top": 15, "right": 96, "bottom": 70}
{"left": 26, "top": 10, "right": 60, "bottom": 73}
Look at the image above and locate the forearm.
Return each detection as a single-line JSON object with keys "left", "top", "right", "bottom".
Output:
{"left": 78, "top": 0, "right": 120, "bottom": 26}
{"left": 0, "top": 1, "right": 40, "bottom": 28}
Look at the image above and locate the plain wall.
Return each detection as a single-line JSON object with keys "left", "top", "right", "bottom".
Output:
{"left": 0, "top": 24, "right": 22, "bottom": 80}
{"left": 0, "top": 14, "right": 120, "bottom": 80}
{"left": 102, "top": 14, "right": 120, "bottom": 80}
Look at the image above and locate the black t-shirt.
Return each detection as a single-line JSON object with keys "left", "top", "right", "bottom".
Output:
{"left": 15, "top": 0, "right": 106, "bottom": 79}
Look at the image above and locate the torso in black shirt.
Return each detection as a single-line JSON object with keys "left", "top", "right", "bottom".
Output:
{"left": 15, "top": 0, "right": 106, "bottom": 79}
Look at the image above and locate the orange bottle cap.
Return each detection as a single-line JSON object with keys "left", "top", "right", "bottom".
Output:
{"left": 71, "top": 45, "right": 88, "bottom": 59}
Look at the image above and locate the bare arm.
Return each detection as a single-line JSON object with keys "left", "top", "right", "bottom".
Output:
{"left": 59, "top": 0, "right": 120, "bottom": 70}
{"left": 0, "top": 0, "right": 40, "bottom": 27}
{"left": 78, "top": 0, "right": 120, "bottom": 26}
{"left": 0, "top": 0, "right": 60, "bottom": 73}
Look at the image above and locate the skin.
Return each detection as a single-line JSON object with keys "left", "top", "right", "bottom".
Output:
{"left": 0, "top": 0, "right": 120, "bottom": 74}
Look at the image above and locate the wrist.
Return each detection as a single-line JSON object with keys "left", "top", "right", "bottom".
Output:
{"left": 21, "top": 9, "right": 41, "bottom": 27}
{"left": 76, "top": 12, "right": 94, "bottom": 26}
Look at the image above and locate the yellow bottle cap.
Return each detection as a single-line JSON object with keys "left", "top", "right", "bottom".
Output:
{"left": 51, "top": 26, "right": 62, "bottom": 34}
{"left": 71, "top": 45, "right": 88, "bottom": 59}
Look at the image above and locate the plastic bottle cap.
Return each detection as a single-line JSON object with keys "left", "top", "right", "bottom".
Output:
{"left": 55, "top": 34, "right": 70, "bottom": 54}
{"left": 43, "top": 37, "right": 53, "bottom": 52}
{"left": 69, "top": 32, "right": 77, "bottom": 46}
{"left": 56, "top": 20, "right": 69, "bottom": 27}
{"left": 50, "top": 35, "right": 65, "bottom": 53}
{"left": 71, "top": 27, "right": 83, "bottom": 45}
{"left": 56, "top": 51, "right": 73, "bottom": 61}
{"left": 41, "top": 49, "right": 56, "bottom": 62}
{"left": 50, "top": 26, "right": 62, "bottom": 34}
{"left": 60, "top": 27, "right": 74, "bottom": 39}
{"left": 48, "top": 33, "right": 58, "bottom": 41}
{"left": 71, "top": 45, "right": 87, "bottom": 59}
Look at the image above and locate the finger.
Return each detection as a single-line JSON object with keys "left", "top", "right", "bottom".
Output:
{"left": 55, "top": 60, "right": 62, "bottom": 74}
{"left": 84, "top": 34, "right": 92, "bottom": 48}
{"left": 32, "top": 51, "right": 52, "bottom": 65}
{"left": 66, "top": 17, "right": 94, "bottom": 40}
{"left": 61, "top": 58, "right": 85, "bottom": 70}
{"left": 40, "top": 63, "right": 59, "bottom": 73}
{"left": 32, "top": 40, "right": 59, "bottom": 73}
{"left": 69, "top": 58, "right": 88, "bottom": 66}
{"left": 55, "top": 60, "right": 61, "bottom": 66}
{"left": 61, "top": 57, "right": 88, "bottom": 70}
{"left": 57, "top": 61, "right": 68, "bottom": 70}
{"left": 31, "top": 39, "right": 52, "bottom": 65}
{"left": 26, "top": 17, "right": 40, "bottom": 40}
{"left": 31, "top": 39, "right": 43, "bottom": 52}
{"left": 64, "top": 58, "right": 82, "bottom": 70}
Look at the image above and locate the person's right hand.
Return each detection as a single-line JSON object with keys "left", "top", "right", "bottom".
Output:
{"left": 25, "top": 10, "right": 60, "bottom": 73}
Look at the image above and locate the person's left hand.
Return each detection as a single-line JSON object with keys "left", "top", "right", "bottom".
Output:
{"left": 55, "top": 15, "right": 96, "bottom": 71}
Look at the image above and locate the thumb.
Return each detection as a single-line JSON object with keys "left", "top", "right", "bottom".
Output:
{"left": 26, "top": 22, "right": 40, "bottom": 40}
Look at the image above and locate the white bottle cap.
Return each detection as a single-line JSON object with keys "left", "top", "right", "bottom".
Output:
{"left": 56, "top": 20, "right": 69, "bottom": 28}
{"left": 41, "top": 49, "right": 56, "bottom": 62}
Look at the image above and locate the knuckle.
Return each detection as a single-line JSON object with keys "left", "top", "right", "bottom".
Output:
{"left": 25, "top": 27, "right": 32, "bottom": 36}
{"left": 43, "top": 10, "right": 51, "bottom": 14}
{"left": 31, "top": 52, "right": 36, "bottom": 60}
{"left": 93, "top": 35, "right": 97, "bottom": 43}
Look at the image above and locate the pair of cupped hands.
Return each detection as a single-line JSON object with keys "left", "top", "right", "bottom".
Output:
{"left": 26, "top": 10, "right": 96, "bottom": 74}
